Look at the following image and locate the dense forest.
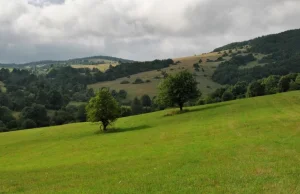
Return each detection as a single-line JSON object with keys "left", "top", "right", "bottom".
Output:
{"left": 0, "top": 59, "right": 174, "bottom": 132}
{"left": 212, "top": 29, "right": 300, "bottom": 85}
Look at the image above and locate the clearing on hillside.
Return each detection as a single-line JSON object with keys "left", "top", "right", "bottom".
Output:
{"left": 1, "top": 91, "right": 299, "bottom": 193}
{"left": 88, "top": 52, "right": 224, "bottom": 99}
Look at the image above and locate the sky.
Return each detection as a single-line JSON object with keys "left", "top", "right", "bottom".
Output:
{"left": 0, "top": 0, "right": 300, "bottom": 63}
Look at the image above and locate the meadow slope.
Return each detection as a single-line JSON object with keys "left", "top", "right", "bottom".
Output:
{"left": 0, "top": 92, "right": 300, "bottom": 193}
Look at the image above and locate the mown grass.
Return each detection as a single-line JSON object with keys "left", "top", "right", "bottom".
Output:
{"left": 1, "top": 91, "right": 300, "bottom": 193}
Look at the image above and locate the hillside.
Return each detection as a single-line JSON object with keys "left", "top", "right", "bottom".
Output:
{"left": 212, "top": 28, "right": 300, "bottom": 85}
{"left": 89, "top": 52, "right": 224, "bottom": 98}
{"left": 0, "top": 55, "right": 133, "bottom": 70}
{"left": 1, "top": 91, "right": 299, "bottom": 193}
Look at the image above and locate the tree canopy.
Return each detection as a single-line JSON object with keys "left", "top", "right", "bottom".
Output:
{"left": 86, "top": 89, "right": 120, "bottom": 131}
{"left": 158, "top": 71, "right": 200, "bottom": 111}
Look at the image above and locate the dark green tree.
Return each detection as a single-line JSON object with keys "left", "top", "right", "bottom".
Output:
{"left": 262, "top": 75, "right": 280, "bottom": 94}
{"left": 21, "top": 104, "right": 49, "bottom": 127}
{"left": 47, "top": 90, "right": 64, "bottom": 110}
{"left": 86, "top": 89, "right": 120, "bottom": 131}
{"left": 141, "top": 94, "right": 152, "bottom": 110}
{"left": 222, "top": 91, "right": 234, "bottom": 101}
{"left": 158, "top": 71, "right": 200, "bottom": 111}
{"left": 247, "top": 81, "right": 265, "bottom": 97}
{"left": 22, "top": 119, "right": 37, "bottom": 129}
{"left": 131, "top": 97, "right": 143, "bottom": 115}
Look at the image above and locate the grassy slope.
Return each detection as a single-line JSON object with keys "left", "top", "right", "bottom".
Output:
{"left": 88, "top": 52, "right": 223, "bottom": 98}
{"left": 1, "top": 91, "right": 300, "bottom": 193}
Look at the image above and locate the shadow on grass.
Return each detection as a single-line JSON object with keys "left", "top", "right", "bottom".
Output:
{"left": 164, "top": 103, "right": 231, "bottom": 117}
{"left": 95, "top": 125, "right": 152, "bottom": 134}
{"left": 188, "top": 103, "right": 232, "bottom": 113}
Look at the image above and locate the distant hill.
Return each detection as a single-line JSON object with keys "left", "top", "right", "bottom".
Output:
{"left": 211, "top": 28, "right": 300, "bottom": 85}
{"left": 0, "top": 55, "right": 134, "bottom": 69}
{"left": 1, "top": 29, "right": 300, "bottom": 99}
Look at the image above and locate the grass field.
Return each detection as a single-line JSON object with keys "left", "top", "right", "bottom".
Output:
{"left": 88, "top": 53, "right": 223, "bottom": 98}
{"left": 1, "top": 91, "right": 300, "bottom": 193}
{"left": 71, "top": 63, "right": 118, "bottom": 72}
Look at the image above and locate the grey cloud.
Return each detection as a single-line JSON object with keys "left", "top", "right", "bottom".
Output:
{"left": 0, "top": 0, "right": 299, "bottom": 63}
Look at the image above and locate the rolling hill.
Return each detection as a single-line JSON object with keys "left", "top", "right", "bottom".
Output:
{"left": 1, "top": 91, "right": 300, "bottom": 193}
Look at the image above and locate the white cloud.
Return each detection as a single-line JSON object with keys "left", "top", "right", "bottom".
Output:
{"left": 0, "top": 0, "right": 299, "bottom": 63}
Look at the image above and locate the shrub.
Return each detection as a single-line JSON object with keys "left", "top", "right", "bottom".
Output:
{"left": 120, "top": 106, "right": 132, "bottom": 117}
{"left": 193, "top": 63, "right": 200, "bottom": 68}
{"left": 247, "top": 81, "right": 265, "bottom": 97}
{"left": 6, "top": 120, "right": 18, "bottom": 130}
{"left": 197, "top": 98, "right": 206, "bottom": 105}
{"left": 120, "top": 80, "right": 130, "bottom": 84}
{"left": 132, "top": 78, "right": 144, "bottom": 84}
{"left": 22, "top": 119, "right": 37, "bottom": 129}
{"left": 145, "top": 80, "right": 151, "bottom": 83}
{"left": 222, "top": 91, "right": 234, "bottom": 101}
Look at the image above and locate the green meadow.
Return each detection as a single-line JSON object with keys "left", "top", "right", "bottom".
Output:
{"left": 0, "top": 91, "right": 300, "bottom": 193}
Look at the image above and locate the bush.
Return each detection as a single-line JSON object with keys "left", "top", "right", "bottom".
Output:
{"left": 0, "top": 121, "right": 8, "bottom": 132}
{"left": 193, "top": 63, "right": 200, "bottom": 68}
{"left": 120, "top": 106, "right": 132, "bottom": 117}
{"left": 145, "top": 80, "right": 151, "bottom": 83}
{"left": 132, "top": 78, "right": 144, "bottom": 84}
{"left": 247, "top": 81, "right": 265, "bottom": 97}
{"left": 120, "top": 80, "right": 130, "bottom": 84}
{"left": 6, "top": 120, "right": 18, "bottom": 130}
{"left": 197, "top": 98, "right": 206, "bottom": 105}
{"left": 22, "top": 119, "right": 37, "bottom": 129}
{"left": 222, "top": 91, "right": 234, "bottom": 101}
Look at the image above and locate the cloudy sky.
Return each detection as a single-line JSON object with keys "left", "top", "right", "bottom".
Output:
{"left": 0, "top": 0, "right": 300, "bottom": 63}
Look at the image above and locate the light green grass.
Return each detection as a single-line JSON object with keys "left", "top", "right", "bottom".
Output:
{"left": 1, "top": 92, "right": 300, "bottom": 193}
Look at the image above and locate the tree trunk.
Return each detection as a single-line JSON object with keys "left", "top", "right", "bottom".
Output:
{"left": 101, "top": 121, "right": 108, "bottom": 132}
{"left": 103, "top": 123, "right": 108, "bottom": 131}
{"left": 179, "top": 103, "right": 183, "bottom": 111}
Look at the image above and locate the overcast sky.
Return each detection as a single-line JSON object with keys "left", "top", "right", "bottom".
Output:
{"left": 0, "top": 0, "right": 300, "bottom": 63}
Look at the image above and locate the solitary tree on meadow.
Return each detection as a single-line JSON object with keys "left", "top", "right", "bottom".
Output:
{"left": 158, "top": 71, "right": 200, "bottom": 111}
{"left": 86, "top": 88, "right": 120, "bottom": 131}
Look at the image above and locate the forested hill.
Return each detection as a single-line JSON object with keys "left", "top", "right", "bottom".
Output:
{"left": 213, "top": 29, "right": 300, "bottom": 54}
{"left": 212, "top": 28, "right": 300, "bottom": 85}
{"left": 0, "top": 55, "right": 134, "bottom": 68}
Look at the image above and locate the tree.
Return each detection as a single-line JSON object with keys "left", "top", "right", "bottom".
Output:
{"left": 75, "top": 104, "right": 87, "bottom": 122}
{"left": 222, "top": 91, "right": 234, "bottom": 101}
{"left": 231, "top": 81, "right": 248, "bottom": 98}
{"left": 86, "top": 89, "right": 120, "bottom": 131}
{"left": 22, "top": 119, "right": 37, "bottom": 129}
{"left": 141, "top": 94, "right": 152, "bottom": 110}
{"left": 262, "top": 75, "right": 280, "bottom": 94}
{"left": 247, "top": 81, "right": 265, "bottom": 97}
{"left": 47, "top": 90, "right": 64, "bottom": 110}
{"left": 158, "top": 71, "right": 200, "bottom": 111}
{"left": 131, "top": 97, "right": 143, "bottom": 115}
{"left": 21, "top": 104, "right": 49, "bottom": 127}
{"left": 289, "top": 74, "right": 300, "bottom": 91}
